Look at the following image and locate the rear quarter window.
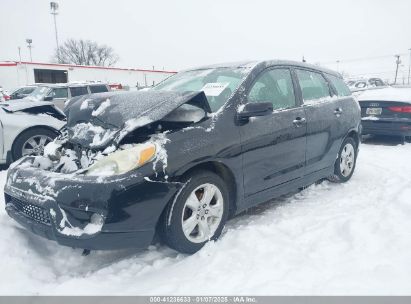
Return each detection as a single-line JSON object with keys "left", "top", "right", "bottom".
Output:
{"left": 70, "top": 86, "right": 89, "bottom": 97}
{"left": 89, "top": 85, "right": 108, "bottom": 93}
{"left": 52, "top": 87, "right": 68, "bottom": 98}
{"left": 327, "top": 74, "right": 352, "bottom": 97}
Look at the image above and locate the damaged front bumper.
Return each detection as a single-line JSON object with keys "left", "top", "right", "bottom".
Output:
{"left": 4, "top": 158, "right": 181, "bottom": 250}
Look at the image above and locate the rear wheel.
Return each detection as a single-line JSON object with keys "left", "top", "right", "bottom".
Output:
{"left": 328, "top": 137, "right": 357, "bottom": 183}
{"left": 159, "top": 171, "right": 229, "bottom": 254}
{"left": 12, "top": 128, "right": 56, "bottom": 161}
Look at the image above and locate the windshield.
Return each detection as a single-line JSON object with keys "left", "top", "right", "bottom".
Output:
{"left": 25, "top": 86, "right": 52, "bottom": 101}
{"left": 153, "top": 67, "right": 250, "bottom": 112}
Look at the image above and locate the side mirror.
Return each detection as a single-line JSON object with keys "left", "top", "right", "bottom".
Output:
{"left": 44, "top": 96, "right": 54, "bottom": 101}
{"left": 237, "top": 102, "right": 273, "bottom": 122}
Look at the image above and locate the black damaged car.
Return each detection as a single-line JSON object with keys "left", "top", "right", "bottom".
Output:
{"left": 5, "top": 60, "right": 361, "bottom": 254}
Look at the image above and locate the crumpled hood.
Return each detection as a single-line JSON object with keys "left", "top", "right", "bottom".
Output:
{"left": 64, "top": 90, "right": 210, "bottom": 149}
{"left": 1, "top": 100, "right": 56, "bottom": 112}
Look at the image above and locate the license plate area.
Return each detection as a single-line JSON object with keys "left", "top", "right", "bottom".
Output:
{"left": 366, "top": 107, "right": 382, "bottom": 115}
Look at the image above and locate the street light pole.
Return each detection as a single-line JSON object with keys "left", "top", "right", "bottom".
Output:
{"left": 394, "top": 55, "right": 401, "bottom": 85}
{"left": 50, "top": 2, "right": 60, "bottom": 61}
{"left": 26, "top": 39, "right": 33, "bottom": 62}
{"left": 18, "top": 47, "right": 22, "bottom": 63}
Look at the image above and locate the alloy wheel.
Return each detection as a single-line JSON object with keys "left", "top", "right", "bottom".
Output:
{"left": 181, "top": 183, "right": 224, "bottom": 243}
{"left": 339, "top": 143, "right": 355, "bottom": 177}
{"left": 22, "top": 135, "right": 53, "bottom": 157}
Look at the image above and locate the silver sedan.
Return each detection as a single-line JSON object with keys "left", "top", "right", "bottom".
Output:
{"left": 0, "top": 101, "right": 66, "bottom": 165}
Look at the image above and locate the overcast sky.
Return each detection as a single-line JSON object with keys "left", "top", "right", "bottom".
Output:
{"left": 1, "top": 0, "right": 410, "bottom": 79}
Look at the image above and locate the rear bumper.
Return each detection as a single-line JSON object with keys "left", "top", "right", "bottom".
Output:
{"left": 4, "top": 158, "right": 181, "bottom": 250}
{"left": 361, "top": 119, "right": 411, "bottom": 137}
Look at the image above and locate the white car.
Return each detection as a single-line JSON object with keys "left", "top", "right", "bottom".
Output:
{"left": 0, "top": 101, "right": 66, "bottom": 165}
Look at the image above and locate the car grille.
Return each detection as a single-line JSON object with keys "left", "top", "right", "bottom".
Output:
{"left": 7, "top": 196, "right": 51, "bottom": 226}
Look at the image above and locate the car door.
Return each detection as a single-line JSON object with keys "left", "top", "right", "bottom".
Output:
{"left": 240, "top": 67, "right": 307, "bottom": 198}
{"left": 294, "top": 68, "right": 345, "bottom": 177}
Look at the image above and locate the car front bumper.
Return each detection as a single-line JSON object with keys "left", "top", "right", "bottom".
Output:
{"left": 361, "top": 118, "right": 411, "bottom": 137}
{"left": 4, "top": 159, "right": 181, "bottom": 250}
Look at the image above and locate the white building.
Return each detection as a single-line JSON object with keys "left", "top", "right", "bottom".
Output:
{"left": 0, "top": 61, "right": 176, "bottom": 91}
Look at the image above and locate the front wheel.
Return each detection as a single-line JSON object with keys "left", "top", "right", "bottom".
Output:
{"left": 159, "top": 171, "right": 229, "bottom": 254}
{"left": 328, "top": 137, "right": 357, "bottom": 183}
{"left": 12, "top": 128, "right": 57, "bottom": 161}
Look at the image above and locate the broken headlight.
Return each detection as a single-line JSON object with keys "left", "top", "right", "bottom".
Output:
{"left": 85, "top": 143, "right": 156, "bottom": 176}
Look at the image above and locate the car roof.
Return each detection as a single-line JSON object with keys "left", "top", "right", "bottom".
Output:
{"left": 36, "top": 83, "right": 108, "bottom": 88}
{"left": 184, "top": 59, "right": 341, "bottom": 78}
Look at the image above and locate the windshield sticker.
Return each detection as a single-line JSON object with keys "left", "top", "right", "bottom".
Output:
{"left": 201, "top": 82, "right": 229, "bottom": 96}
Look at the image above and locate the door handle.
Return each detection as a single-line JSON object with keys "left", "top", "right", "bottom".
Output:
{"left": 334, "top": 108, "right": 343, "bottom": 116}
{"left": 293, "top": 117, "right": 306, "bottom": 127}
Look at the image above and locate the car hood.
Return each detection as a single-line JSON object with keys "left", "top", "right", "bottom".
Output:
{"left": 0, "top": 100, "right": 56, "bottom": 112}
{"left": 64, "top": 90, "right": 211, "bottom": 149}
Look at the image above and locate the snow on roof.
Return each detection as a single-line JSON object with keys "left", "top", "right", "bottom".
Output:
{"left": 357, "top": 87, "right": 411, "bottom": 103}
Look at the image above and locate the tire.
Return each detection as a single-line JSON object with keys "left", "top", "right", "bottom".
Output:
{"left": 12, "top": 128, "right": 57, "bottom": 161}
{"left": 328, "top": 137, "right": 357, "bottom": 183}
{"left": 159, "top": 170, "right": 229, "bottom": 254}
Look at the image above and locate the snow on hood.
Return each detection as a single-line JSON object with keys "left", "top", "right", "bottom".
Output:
{"left": 64, "top": 90, "right": 211, "bottom": 149}
{"left": 0, "top": 100, "right": 57, "bottom": 112}
{"left": 357, "top": 87, "right": 411, "bottom": 103}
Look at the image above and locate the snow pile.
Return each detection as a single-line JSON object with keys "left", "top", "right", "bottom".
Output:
{"left": 0, "top": 141, "right": 411, "bottom": 295}
{"left": 151, "top": 133, "right": 170, "bottom": 176}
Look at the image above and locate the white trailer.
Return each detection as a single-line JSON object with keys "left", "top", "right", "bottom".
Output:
{"left": 0, "top": 61, "right": 176, "bottom": 91}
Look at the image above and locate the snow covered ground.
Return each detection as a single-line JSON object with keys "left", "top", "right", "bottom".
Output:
{"left": 0, "top": 138, "right": 410, "bottom": 295}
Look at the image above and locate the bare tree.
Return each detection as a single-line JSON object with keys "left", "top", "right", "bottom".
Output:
{"left": 54, "top": 39, "right": 119, "bottom": 67}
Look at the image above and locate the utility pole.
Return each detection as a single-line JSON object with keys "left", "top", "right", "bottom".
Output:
{"left": 26, "top": 39, "right": 33, "bottom": 62}
{"left": 50, "top": 2, "right": 60, "bottom": 61}
{"left": 336, "top": 60, "right": 340, "bottom": 73}
{"left": 394, "top": 55, "right": 401, "bottom": 85}
{"left": 408, "top": 48, "right": 411, "bottom": 85}
{"left": 18, "top": 47, "right": 22, "bottom": 63}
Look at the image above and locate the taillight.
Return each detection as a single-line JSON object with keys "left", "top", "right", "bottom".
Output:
{"left": 4, "top": 95, "right": 10, "bottom": 101}
{"left": 388, "top": 106, "right": 411, "bottom": 113}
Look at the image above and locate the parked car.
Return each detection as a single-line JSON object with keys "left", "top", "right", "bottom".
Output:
{"left": 357, "top": 87, "right": 411, "bottom": 143}
{"left": 9, "top": 85, "right": 38, "bottom": 100}
{"left": 23, "top": 83, "right": 110, "bottom": 110}
{"left": 347, "top": 78, "right": 386, "bottom": 92}
{"left": 0, "top": 101, "right": 66, "bottom": 165}
{"left": 5, "top": 60, "right": 361, "bottom": 254}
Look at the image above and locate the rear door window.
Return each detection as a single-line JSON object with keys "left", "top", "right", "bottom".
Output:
{"left": 295, "top": 69, "right": 331, "bottom": 102}
{"left": 248, "top": 68, "right": 296, "bottom": 110}
{"left": 327, "top": 74, "right": 351, "bottom": 97}
{"left": 70, "top": 86, "right": 89, "bottom": 97}
{"left": 89, "top": 85, "right": 108, "bottom": 93}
